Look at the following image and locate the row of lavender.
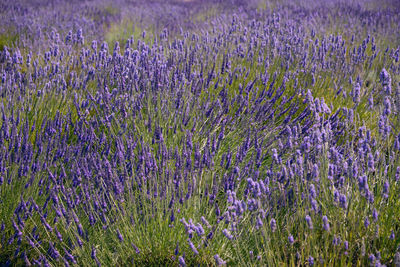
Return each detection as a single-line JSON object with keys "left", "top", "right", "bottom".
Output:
{"left": 1, "top": 0, "right": 400, "bottom": 266}
{"left": 0, "top": 0, "right": 220, "bottom": 53}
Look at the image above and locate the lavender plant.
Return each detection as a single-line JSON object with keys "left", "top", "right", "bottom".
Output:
{"left": 0, "top": 0, "right": 400, "bottom": 266}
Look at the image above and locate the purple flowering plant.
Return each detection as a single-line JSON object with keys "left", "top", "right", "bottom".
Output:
{"left": 0, "top": 0, "right": 400, "bottom": 266}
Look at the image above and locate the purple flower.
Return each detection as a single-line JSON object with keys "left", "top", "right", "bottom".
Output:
{"left": 339, "top": 194, "right": 347, "bottom": 209}
{"left": 207, "top": 230, "right": 214, "bottom": 240}
{"left": 195, "top": 223, "right": 205, "bottom": 236}
{"left": 270, "top": 218, "right": 277, "bottom": 232}
{"left": 201, "top": 216, "right": 211, "bottom": 228}
{"left": 352, "top": 83, "right": 361, "bottom": 104}
{"left": 178, "top": 256, "right": 186, "bottom": 266}
{"left": 364, "top": 217, "right": 370, "bottom": 229}
{"left": 305, "top": 215, "right": 313, "bottom": 230}
{"left": 358, "top": 175, "right": 368, "bottom": 192}
{"left": 367, "top": 153, "right": 374, "bottom": 172}
{"left": 91, "top": 246, "right": 101, "bottom": 266}
{"left": 312, "top": 164, "right": 319, "bottom": 179}
{"left": 256, "top": 217, "right": 263, "bottom": 229}
{"left": 311, "top": 199, "right": 318, "bottom": 213}
{"left": 48, "top": 242, "right": 60, "bottom": 260}
{"left": 41, "top": 255, "right": 51, "bottom": 267}
{"left": 384, "top": 97, "right": 392, "bottom": 116}
{"left": 333, "top": 235, "right": 342, "bottom": 246}
{"left": 368, "top": 95, "right": 374, "bottom": 109}
{"left": 383, "top": 180, "right": 389, "bottom": 195}
{"left": 394, "top": 139, "right": 400, "bottom": 152}
{"left": 369, "top": 254, "right": 376, "bottom": 265}
{"left": 372, "top": 209, "right": 378, "bottom": 222}
{"left": 380, "top": 68, "right": 392, "bottom": 94}
{"left": 309, "top": 184, "right": 316, "bottom": 199}
{"left": 390, "top": 230, "right": 395, "bottom": 240}
{"left": 215, "top": 203, "right": 221, "bottom": 217}
{"left": 322, "top": 216, "right": 330, "bottom": 231}
{"left": 366, "top": 189, "right": 375, "bottom": 203}
{"left": 63, "top": 248, "right": 77, "bottom": 264}
{"left": 117, "top": 229, "right": 124, "bottom": 242}
{"left": 288, "top": 235, "right": 294, "bottom": 245}
{"left": 40, "top": 216, "right": 53, "bottom": 232}
{"left": 174, "top": 242, "right": 179, "bottom": 256}
{"left": 308, "top": 256, "right": 314, "bottom": 266}
{"left": 22, "top": 251, "right": 31, "bottom": 266}
{"left": 91, "top": 40, "right": 97, "bottom": 51}
{"left": 131, "top": 243, "right": 140, "bottom": 254}
{"left": 222, "top": 229, "right": 233, "bottom": 240}
{"left": 54, "top": 226, "right": 63, "bottom": 242}
{"left": 214, "top": 254, "right": 226, "bottom": 266}
{"left": 188, "top": 239, "right": 199, "bottom": 255}
{"left": 77, "top": 223, "right": 84, "bottom": 237}
{"left": 344, "top": 241, "right": 349, "bottom": 250}
{"left": 76, "top": 234, "right": 83, "bottom": 247}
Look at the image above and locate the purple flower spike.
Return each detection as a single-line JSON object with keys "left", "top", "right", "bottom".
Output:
{"left": 131, "top": 243, "right": 140, "bottom": 254}
{"left": 339, "top": 194, "right": 347, "bottom": 209}
{"left": 390, "top": 230, "right": 395, "bottom": 240}
{"left": 309, "top": 184, "right": 316, "bottom": 199}
{"left": 308, "top": 256, "right": 314, "bottom": 266}
{"left": 174, "top": 242, "right": 179, "bottom": 256}
{"left": 63, "top": 248, "right": 77, "bottom": 264}
{"left": 256, "top": 217, "right": 263, "bottom": 229}
{"left": 383, "top": 180, "right": 389, "bottom": 195}
{"left": 372, "top": 209, "right": 378, "bottom": 222}
{"left": 288, "top": 235, "right": 294, "bottom": 245}
{"left": 214, "top": 254, "right": 226, "bottom": 266}
{"left": 270, "top": 218, "right": 277, "bottom": 232}
{"left": 364, "top": 217, "right": 370, "bottom": 229}
{"left": 178, "top": 256, "right": 186, "bottom": 266}
{"left": 195, "top": 223, "right": 205, "bottom": 236}
{"left": 322, "top": 216, "right": 330, "bottom": 231}
{"left": 201, "top": 216, "right": 211, "bottom": 228}
{"left": 117, "top": 229, "right": 124, "bottom": 242}
{"left": 188, "top": 239, "right": 199, "bottom": 255}
{"left": 89, "top": 245, "right": 96, "bottom": 258}
{"left": 369, "top": 254, "right": 376, "bottom": 265}
{"left": 222, "top": 229, "right": 233, "bottom": 240}
{"left": 48, "top": 242, "right": 60, "bottom": 260}
{"left": 305, "top": 215, "right": 313, "bottom": 230}
{"left": 380, "top": 68, "right": 392, "bottom": 94}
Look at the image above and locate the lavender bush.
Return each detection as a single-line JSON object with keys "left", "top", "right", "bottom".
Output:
{"left": 0, "top": 0, "right": 400, "bottom": 266}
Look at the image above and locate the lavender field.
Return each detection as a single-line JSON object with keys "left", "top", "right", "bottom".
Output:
{"left": 0, "top": 0, "right": 400, "bottom": 266}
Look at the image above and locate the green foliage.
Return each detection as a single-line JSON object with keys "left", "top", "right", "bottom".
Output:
{"left": 0, "top": 31, "right": 19, "bottom": 51}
